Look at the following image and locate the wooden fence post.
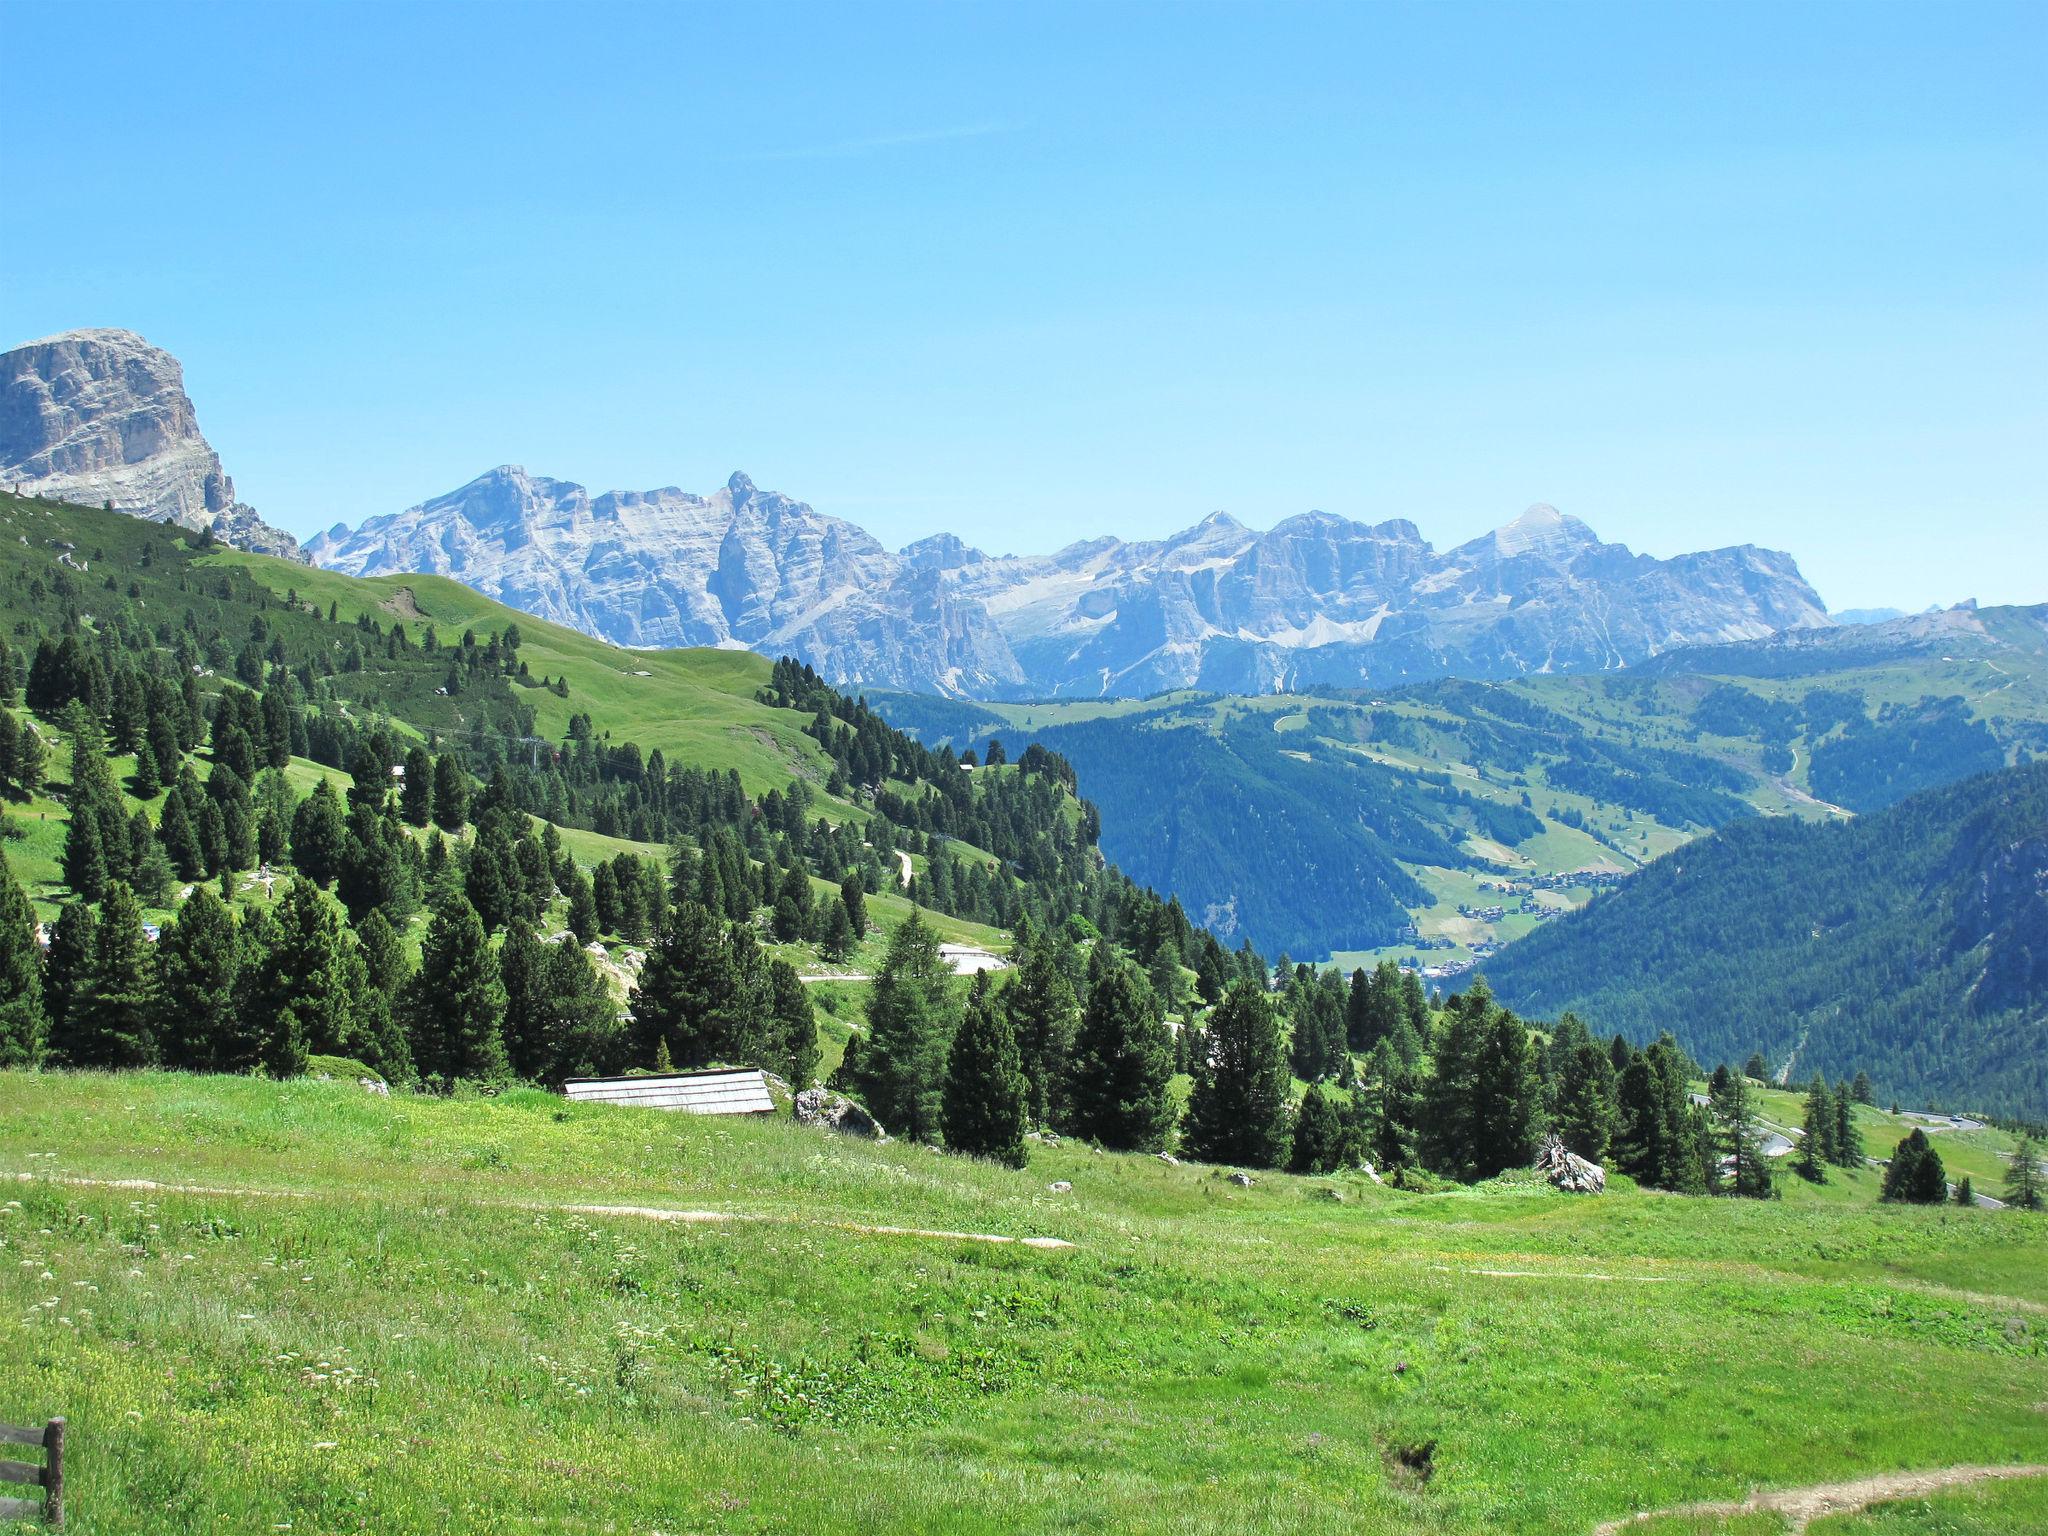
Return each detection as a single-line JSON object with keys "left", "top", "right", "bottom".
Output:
{"left": 42, "top": 1418, "right": 61, "bottom": 1529}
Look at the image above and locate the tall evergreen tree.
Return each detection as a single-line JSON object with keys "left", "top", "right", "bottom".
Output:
{"left": 1423, "top": 982, "right": 1538, "bottom": 1180}
{"left": 942, "top": 973, "right": 1029, "bottom": 1167}
{"left": 848, "top": 909, "right": 957, "bottom": 1142}
{"left": 50, "top": 882, "right": 154, "bottom": 1068}
{"left": 1289, "top": 1083, "right": 1345, "bottom": 1174}
{"left": 43, "top": 899, "right": 95, "bottom": 1053}
{"left": 1182, "top": 981, "right": 1291, "bottom": 1168}
{"left": 629, "top": 898, "right": 741, "bottom": 1069}
{"left": 1066, "top": 955, "right": 1175, "bottom": 1152}
{"left": 431, "top": 754, "right": 469, "bottom": 832}
{"left": 0, "top": 858, "right": 45, "bottom": 1067}
{"left": 2002, "top": 1133, "right": 2043, "bottom": 1212}
{"left": 1712, "top": 1068, "right": 1775, "bottom": 1198}
{"left": 405, "top": 892, "right": 508, "bottom": 1084}
{"left": 1795, "top": 1073, "right": 1834, "bottom": 1182}
{"left": 1832, "top": 1081, "right": 1865, "bottom": 1167}
{"left": 151, "top": 886, "right": 241, "bottom": 1071}
{"left": 767, "top": 957, "right": 820, "bottom": 1088}
{"left": 1881, "top": 1129, "right": 1947, "bottom": 1204}
{"left": 1362, "top": 1038, "right": 1421, "bottom": 1172}
{"left": 1005, "top": 938, "right": 1080, "bottom": 1129}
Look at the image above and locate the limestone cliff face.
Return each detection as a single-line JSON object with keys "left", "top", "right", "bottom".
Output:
{"left": 314, "top": 470, "right": 1832, "bottom": 699}
{"left": 307, "top": 468, "right": 1027, "bottom": 695}
{"left": 0, "top": 328, "right": 301, "bottom": 559}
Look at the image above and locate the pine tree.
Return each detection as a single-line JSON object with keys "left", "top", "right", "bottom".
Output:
{"left": 1954, "top": 1176, "right": 1974, "bottom": 1207}
{"left": 1712, "top": 1069, "right": 1775, "bottom": 1198}
{"left": 405, "top": 892, "right": 509, "bottom": 1085}
{"left": 233, "top": 878, "right": 352, "bottom": 1078}
{"left": 565, "top": 866, "right": 599, "bottom": 944}
{"left": 2002, "top": 1134, "right": 2043, "bottom": 1212}
{"left": 0, "top": 858, "right": 46, "bottom": 1066}
{"left": 151, "top": 886, "right": 240, "bottom": 1071}
{"left": 401, "top": 746, "right": 433, "bottom": 826}
{"left": 1362, "top": 1038, "right": 1421, "bottom": 1172}
{"left": 62, "top": 807, "right": 106, "bottom": 901}
{"left": 431, "top": 755, "right": 469, "bottom": 832}
{"left": 821, "top": 899, "right": 856, "bottom": 962}
{"left": 765, "top": 956, "right": 819, "bottom": 1087}
{"left": 849, "top": 909, "right": 957, "bottom": 1142}
{"left": 1423, "top": 981, "right": 1537, "bottom": 1181}
{"left": 942, "top": 973, "right": 1028, "bottom": 1167}
{"left": 840, "top": 872, "right": 868, "bottom": 939}
{"left": 1066, "top": 955, "right": 1175, "bottom": 1153}
{"left": 1795, "top": 1076, "right": 1832, "bottom": 1184}
{"left": 42, "top": 900, "right": 96, "bottom": 1051}
{"left": 13, "top": 718, "right": 46, "bottom": 799}
{"left": 1005, "top": 938, "right": 1080, "bottom": 1129}
{"left": 629, "top": 899, "right": 740, "bottom": 1069}
{"left": 1851, "top": 1071, "right": 1875, "bottom": 1105}
{"left": 290, "top": 780, "right": 348, "bottom": 886}
{"left": 1289, "top": 1083, "right": 1345, "bottom": 1174}
{"left": 1832, "top": 1081, "right": 1865, "bottom": 1167}
{"left": 499, "top": 920, "right": 551, "bottom": 1082}
{"left": 1182, "top": 981, "right": 1291, "bottom": 1168}
{"left": 1881, "top": 1129, "right": 1947, "bottom": 1204}
{"left": 1552, "top": 1030, "right": 1618, "bottom": 1165}
{"left": 51, "top": 882, "right": 154, "bottom": 1068}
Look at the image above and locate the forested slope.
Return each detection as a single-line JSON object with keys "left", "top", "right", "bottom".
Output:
{"left": 1485, "top": 763, "right": 2048, "bottom": 1116}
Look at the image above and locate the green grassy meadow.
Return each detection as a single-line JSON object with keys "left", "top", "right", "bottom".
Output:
{"left": 2, "top": 1071, "right": 2042, "bottom": 1534}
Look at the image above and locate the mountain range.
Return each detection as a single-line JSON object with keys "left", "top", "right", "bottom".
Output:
{"left": 3, "top": 329, "right": 1837, "bottom": 700}
{"left": 310, "top": 468, "right": 1832, "bottom": 699}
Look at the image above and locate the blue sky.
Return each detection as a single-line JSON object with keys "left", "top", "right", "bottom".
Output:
{"left": 3, "top": 1, "right": 2041, "bottom": 610}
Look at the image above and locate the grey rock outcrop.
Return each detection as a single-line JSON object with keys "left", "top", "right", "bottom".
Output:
{"left": 793, "top": 1087, "right": 888, "bottom": 1141}
{"left": 1, "top": 328, "right": 302, "bottom": 559}
{"left": 1535, "top": 1134, "right": 1606, "bottom": 1193}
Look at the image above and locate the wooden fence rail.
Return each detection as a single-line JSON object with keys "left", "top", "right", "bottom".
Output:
{"left": 0, "top": 1418, "right": 62, "bottom": 1527}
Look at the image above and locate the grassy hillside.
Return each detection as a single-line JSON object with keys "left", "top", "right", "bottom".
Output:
{"left": 1485, "top": 764, "right": 2048, "bottom": 1117}
{"left": 1, "top": 1070, "right": 2043, "bottom": 1534}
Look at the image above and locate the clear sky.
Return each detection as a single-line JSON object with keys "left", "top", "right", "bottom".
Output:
{"left": 3, "top": 1, "right": 2042, "bottom": 611}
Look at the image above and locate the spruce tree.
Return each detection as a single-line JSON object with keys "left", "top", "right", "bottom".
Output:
{"left": 942, "top": 973, "right": 1028, "bottom": 1167}
{"left": 152, "top": 886, "right": 240, "bottom": 1071}
{"left": 1795, "top": 1077, "right": 1831, "bottom": 1184}
{"left": 1881, "top": 1129, "right": 1947, "bottom": 1204}
{"left": 2000, "top": 1133, "right": 2042, "bottom": 1212}
{"left": 1553, "top": 1030, "right": 1618, "bottom": 1165}
{"left": 1183, "top": 981, "right": 1291, "bottom": 1168}
{"left": 290, "top": 780, "right": 348, "bottom": 886}
{"left": 52, "top": 882, "right": 154, "bottom": 1068}
{"left": 62, "top": 808, "right": 106, "bottom": 901}
{"left": 1423, "top": 982, "right": 1538, "bottom": 1181}
{"left": 849, "top": 909, "right": 957, "bottom": 1142}
{"left": 840, "top": 872, "right": 868, "bottom": 939}
{"left": 1005, "top": 938, "right": 1080, "bottom": 1129}
{"left": 43, "top": 899, "right": 95, "bottom": 1053}
{"left": 431, "top": 754, "right": 469, "bottom": 832}
{"left": 629, "top": 898, "right": 740, "bottom": 1069}
{"left": 1066, "top": 954, "right": 1175, "bottom": 1153}
{"left": 0, "top": 858, "right": 45, "bottom": 1066}
{"left": 768, "top": 957, "right": 820, "bottom": 1088}
{"left": 405, "top": 892, "right": 508, "bottom": 1085}
{"left": 1712, "top": 1069, "right": 1775, "bottom": 1198}
{"left": 1289, "top": 1083, "right": 1345, "bottom": 1174}
{"left": 1832, "top": 1081, "right": 1865, "bottom": 1167}
{"left": 1362, "top": 1038, "right": 1421, "bottom": 1172}
{"left": 565, "top": 866, "right": 599, "bottom": 944}
{"left": 1851, "top": 1071, "right": 1874, "bottom": 1105}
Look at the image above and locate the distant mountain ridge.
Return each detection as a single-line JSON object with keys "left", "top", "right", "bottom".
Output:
{"left": 311, "top": 467, "right": 1833, "bottom": 699}
{"left": 1484, "top": 763, "right": 2048, "bottom": 1117}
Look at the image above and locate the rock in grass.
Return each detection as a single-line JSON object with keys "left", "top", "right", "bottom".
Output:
{"left": 1048, "top": 1181, "right": 1072, "bottom": 1193}
{"left": 1228, "top": 1172, "right": 1255, "bottom": 1188}
{"left": 794, "top": 1087, "right": 888, "bottom": 1142}
{"left": 1534, "top": 1133, "right": 1606, "bottom": 1193}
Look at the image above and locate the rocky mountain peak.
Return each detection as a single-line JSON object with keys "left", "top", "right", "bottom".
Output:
{"left": 727, "top": 470, "right": 757, "bottom": 495}
{"left": 0, "top": 326, "right": 301, "bottom": 559}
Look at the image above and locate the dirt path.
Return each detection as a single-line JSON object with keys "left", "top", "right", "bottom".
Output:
{"left": 9, "top": 1173, "right": 1076, "bottom": 1252}
{"left": 1592, "top": 1463, "right": 2048, "bottom": 1535}
{"left": 896, "top": 849, "right": 913, "bottom": 888}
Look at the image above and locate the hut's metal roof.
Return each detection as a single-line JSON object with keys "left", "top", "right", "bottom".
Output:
{"left": 562, "top": 1069, "right": 775, "bottom": 1116}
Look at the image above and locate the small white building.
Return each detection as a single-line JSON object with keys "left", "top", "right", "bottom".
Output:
{"left": 562, "top": 1069, "right": 775, "bottom": 1117}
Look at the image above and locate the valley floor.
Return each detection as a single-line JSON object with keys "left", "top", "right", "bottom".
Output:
{"left": 1, "top": 1072, "right": 2044, "bottom": 1535}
